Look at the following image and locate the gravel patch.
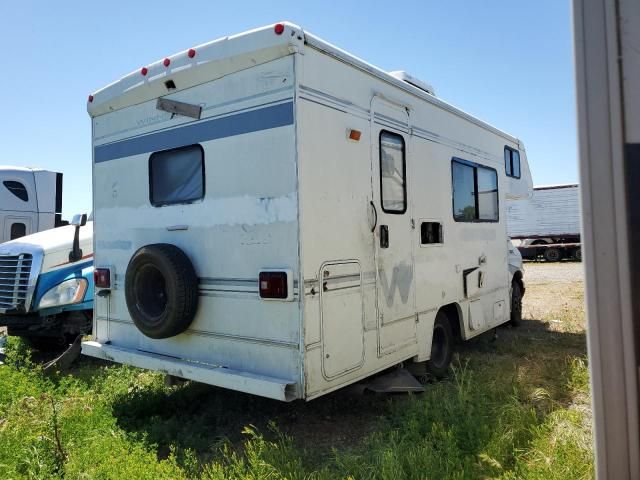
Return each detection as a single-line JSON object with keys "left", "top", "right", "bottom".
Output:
{"left": 523, "top": 262, "right": 584, "bottom": 285}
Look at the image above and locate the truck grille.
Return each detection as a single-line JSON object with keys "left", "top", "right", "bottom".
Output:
{"left": 0, "top": 254, "right": 33, "bottom": 312}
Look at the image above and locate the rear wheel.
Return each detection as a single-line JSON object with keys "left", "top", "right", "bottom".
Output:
{"left": 573, "top": 247, "right": 582, "bottom": 261}
{"left": 510, "top": 281, "right": 523, "bottom": 327}
{"left": 426, "top": 311, "right": 454, "bottom": 379}
{"left": 543, "top": 247, "right": 562, "bottom": 262}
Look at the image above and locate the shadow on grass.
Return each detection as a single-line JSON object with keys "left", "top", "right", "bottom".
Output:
{"left": 104, "top": 316, "right": 588, "bottom": 473}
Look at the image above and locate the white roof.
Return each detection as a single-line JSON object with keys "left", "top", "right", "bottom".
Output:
{"left": 0, "top": 165, "right": 53, "bottom": 173}
{"left": 87, "top": 22, "right": 520, "bottom": 144}
{"left": 533, "top": 183, "right": 579, "bottom": 190}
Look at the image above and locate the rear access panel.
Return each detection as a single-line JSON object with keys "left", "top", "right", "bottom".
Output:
{"left": 320, "top": 261, "right": 365, "bottom": 379}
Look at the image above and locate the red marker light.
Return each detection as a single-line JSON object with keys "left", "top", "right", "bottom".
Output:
{"left": 188, "top": 48, "right": 196, "bottom": 58}
{"left": 94, "top": 268, "right": 111, "bottom": 289}
{"left": 274, "top": 23, "right": 285, "bottom": 35}
{"left": 163, "top": 58, "right": 170, "bottom": 67}
{"left": 88, "top": 94, "right": 94, "bottom": 103}
{"left": 141, "top": 67, "right": 148, "bottom": 76}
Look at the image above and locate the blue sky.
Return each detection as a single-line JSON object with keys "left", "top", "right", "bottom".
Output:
{"left": 1, "top": 1, "right": 576, "bottom": 218}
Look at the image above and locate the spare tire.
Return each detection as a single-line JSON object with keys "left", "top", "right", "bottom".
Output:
{"left": 125, "top": 244, "right": 198, "bottom": 339}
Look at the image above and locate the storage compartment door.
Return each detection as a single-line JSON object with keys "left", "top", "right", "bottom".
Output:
{"left": 320, "top": 262, "right": 365, "bottom": 379}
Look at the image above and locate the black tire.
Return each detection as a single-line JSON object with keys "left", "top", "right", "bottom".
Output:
{"left": 510, "top": 281, "right": 523, "bottom": 327}
{"left": 543, "top": 248, "right": 562, "bottom": 262}
{"left": 426, "top": 311, "right": 454, "bottom": 379}
{"left": 573, "top": 247, "right": 582, "bottom": 262}
{"left": 125, "top": 244, "right": 199, "bottom": 339}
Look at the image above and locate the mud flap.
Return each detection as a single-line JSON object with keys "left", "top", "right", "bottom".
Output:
{"left": 43, "top": 335, "right": 82, "bottom": 373}
{"left": 363, "top": 368, "right": 425, "bottom": 394}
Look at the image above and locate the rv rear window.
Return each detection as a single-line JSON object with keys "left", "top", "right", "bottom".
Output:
{"left": 452, "top": 159, "right": 499, "bottom": 222}
{"left": 3, "top": 181, "right": 28, "bottom": 202}
{"left": 504, "top": 147, "right": 521, "bottom": 179}
{"left": 149, "top": 145, "right": 204, "bottom": 207}
{"left": 379, "top": 131, "right": 407, "bottom": 213}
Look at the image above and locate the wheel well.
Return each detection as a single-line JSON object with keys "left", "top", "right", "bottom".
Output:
{"left": 439, "top": 303, "right": 463, "bottom": 342}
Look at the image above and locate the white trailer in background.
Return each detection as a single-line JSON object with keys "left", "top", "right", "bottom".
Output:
{"left": 507, "top": 184, "right": 582, "bottom": 261}
{"left": 83, "top": 22, "right": 532, "bottom": 401}
{"left": 0, "top": 166, "right": 64, "bottom": 243}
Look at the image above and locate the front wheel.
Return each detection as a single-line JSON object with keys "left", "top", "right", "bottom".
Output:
{"left": 510, "top": 281, "right": 523, "bottom": 327}
{"left": 426, "top": 311, "right": 454, "bottom": 379}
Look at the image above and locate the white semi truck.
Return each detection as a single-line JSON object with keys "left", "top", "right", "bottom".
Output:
{"left": 507, "top": 184, "right": 581, "bottom": 261}
{"left": 0, "top": 166, "right": 64, "bottom": 243}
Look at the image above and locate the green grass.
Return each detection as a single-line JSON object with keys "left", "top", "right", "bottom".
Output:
{"left": 0, "top": 311, "right": 593, "bottom": 479}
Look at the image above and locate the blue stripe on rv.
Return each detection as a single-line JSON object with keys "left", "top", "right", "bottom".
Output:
{"left": 94, "top": 101, "right": 294, "bottom": 163}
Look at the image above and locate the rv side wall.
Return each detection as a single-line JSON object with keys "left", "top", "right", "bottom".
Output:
{"left": 91, "top": 56, "right": 302, "bottom": 388}
{"left": 297, "top": 47, "right": 513, "bottom": 398}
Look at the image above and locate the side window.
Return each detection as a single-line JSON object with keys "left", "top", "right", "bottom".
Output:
{"left": 421, "top": 222, "right": 443, "bottom": 245}
{"left": 3, "top": 181, "right": 29, "bottom": 202}
{"left": 504, "top": 147, "right": 521, "bottom": 179}
{"left": 149, "top": 145, "right": 204, "bottom": 207}
{"left": 477, "top": 168, "right": 499, "bottom": 220}
{"left": 10, "top": 223, "right": 26, "bottom": 240}
{"left": 379, "top": 131, "right": 407, "bottom": 213}
{"left": 452, "top": 158, "right": 499, "bottom": 222}
{"left": 452, "top": 161, "right": 476, "bottom": 221}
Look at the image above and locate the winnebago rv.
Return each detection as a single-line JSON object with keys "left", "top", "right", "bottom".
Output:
{"left": 0, "top": 166, "right": 63, "bottom": 243}
{"left": 507, "top": 184, "right": 581, "bottom": 261}
{"left": 83, "top": 22, "right": 533, "bottom": 401}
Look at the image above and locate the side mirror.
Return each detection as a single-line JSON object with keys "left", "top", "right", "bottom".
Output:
{"left": 69, "top": 213, "right": 87, "bottom": 262}
{"left": 71, "top": 213, "right": 87, "bottom": 227}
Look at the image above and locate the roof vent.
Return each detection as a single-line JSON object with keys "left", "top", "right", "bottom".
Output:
{"left": 389, "top": 71, "right": 436, "bottom": 96}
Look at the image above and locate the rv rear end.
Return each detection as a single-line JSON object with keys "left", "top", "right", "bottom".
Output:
{"left": 85, "top": 25, "right": 305, "bottom": 401}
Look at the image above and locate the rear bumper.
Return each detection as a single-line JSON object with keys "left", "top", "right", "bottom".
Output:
{"left": 81, "top": 341, "right": 299, "bottom": 401}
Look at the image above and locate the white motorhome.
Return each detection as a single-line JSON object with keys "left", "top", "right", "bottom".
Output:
{"left": 0, "top": 166, "right": 64, "bottom": 243}
{"left": 83, "top": 22, "right": 533, "bottom": 401}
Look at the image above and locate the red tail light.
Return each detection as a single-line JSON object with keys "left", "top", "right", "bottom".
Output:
{"left": 274, "top": 23, "right": 285, "bottom": 35}
{"left": 259, "top": 271, "right": 288, "bottom": 299}
{"left": 94, "top": 268, "right": 111, "bottom": 288}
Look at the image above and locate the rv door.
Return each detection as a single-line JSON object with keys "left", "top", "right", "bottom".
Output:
{"left": 370, "top": 96, "right": 417, "bottom": 355}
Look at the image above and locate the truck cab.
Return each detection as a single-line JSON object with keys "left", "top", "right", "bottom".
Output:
{"left": 0, "top": 166, "right": 64, "bottom": 243}
{"left": 0, "top": 215, "right": 93, "bottom": 349}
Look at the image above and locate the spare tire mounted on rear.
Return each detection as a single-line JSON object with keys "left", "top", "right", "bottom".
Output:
{"left": 125, "top": 244, "right": 199, "bottom": 339}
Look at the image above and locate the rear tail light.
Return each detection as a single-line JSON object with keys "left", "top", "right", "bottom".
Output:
{"left": 94, "top": 268, "right": 111, "bottom": 289}
{"left": 259, "top": 271, "right": 291, "bottom": 300}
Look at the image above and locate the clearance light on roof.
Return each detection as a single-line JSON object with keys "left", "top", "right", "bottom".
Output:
{"left": 188, "top": 48, "right": 196, "bottom": 58}
{"left": 88, "top": 94, "right": 94, "bottom": 103}
{"left": 141, "top": 67, "right": 148, "bottom": 76}
{"left": 274, "top": 23, "right": 285, "bottom": 35}
{"left": 163, "top": 58, "right": 171, "bottom": 67}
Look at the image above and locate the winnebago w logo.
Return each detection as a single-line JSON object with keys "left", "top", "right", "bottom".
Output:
{"left": 378, "top": 263, "right": 413, "bottom": 307}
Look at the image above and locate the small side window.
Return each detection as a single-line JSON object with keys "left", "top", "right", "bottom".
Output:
{"left": 421, "top": 222, "right": 443, "bottom": 245}
{"left": 3, "top": 181, "right": 29, "bottom": 202}
{"left": 149, "top": 144, "right": 205, "bottom": 207}
{"left": 504, "top": 147, "right": 521, "bottom": 179}
{"left": 10, "top": 223, "right": 26, "bottom": 240}
{"left": 379, "top": 131, "right": 407, "bottom": 214}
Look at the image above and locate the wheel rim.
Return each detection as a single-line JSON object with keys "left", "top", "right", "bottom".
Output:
{"left": 134, "top": 263, "right": 168, "bottom": 321}
{"left": 546, "top": 249, "right": 561, "bottom": 261}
